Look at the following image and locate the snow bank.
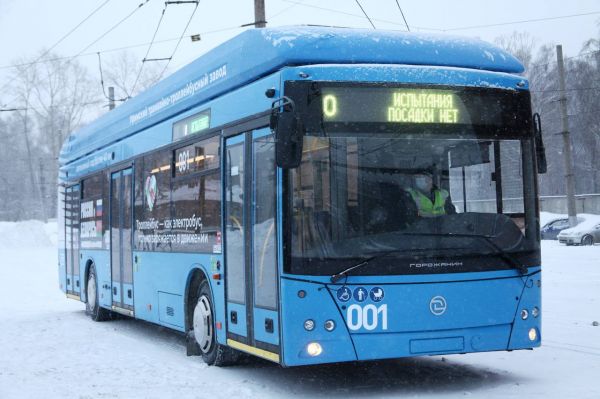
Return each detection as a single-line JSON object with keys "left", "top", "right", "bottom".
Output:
{"left": 0, "top": 220, "right": 57, "bottom": 249}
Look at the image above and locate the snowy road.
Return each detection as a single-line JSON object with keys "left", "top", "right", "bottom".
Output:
{"left": 1, "top": 232, "right": 599, "bottom": 398}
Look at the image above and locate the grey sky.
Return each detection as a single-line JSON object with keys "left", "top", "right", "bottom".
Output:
{"left": 0, "top": 0, "right": 598, "bottom": 109}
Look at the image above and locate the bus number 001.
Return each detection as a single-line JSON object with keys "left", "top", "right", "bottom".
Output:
{"left": 178, "top": 150, "right": 190, "bottom": 173}
{"left": 346, "top": 304, "right": 388, "bottom": 331}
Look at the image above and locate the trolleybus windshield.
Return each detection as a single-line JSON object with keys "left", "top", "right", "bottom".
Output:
{"left": 284, "top": 84, "right": 539, "bottom": 276}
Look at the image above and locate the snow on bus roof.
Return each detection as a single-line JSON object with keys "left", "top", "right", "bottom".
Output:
{"left": 59, "top": 26, "right": 524, "bottom": 166}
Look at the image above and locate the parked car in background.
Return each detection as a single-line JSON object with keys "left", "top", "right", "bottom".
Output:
{"left": 541, "top": 218, "right": 571, "bottom": 240}
{"left": 557, "top": 218, "right": 600, "bottom": 245}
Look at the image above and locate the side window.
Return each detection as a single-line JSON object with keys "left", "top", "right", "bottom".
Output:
{"left": 171, "top": 136, "right": 221, "bottom": 253}
{"left": 554, "top": 220, "right": 569, "bottom": 229}
{"left": 80, "top": 174, "right": 104, "bottom": 249}
{"left": 134, "top": 150, "right": 172, "bottom": 251}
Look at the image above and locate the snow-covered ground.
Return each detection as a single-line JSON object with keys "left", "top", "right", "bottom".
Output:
{"left": 1, "top": 221, "right": 599, "bottom": 398}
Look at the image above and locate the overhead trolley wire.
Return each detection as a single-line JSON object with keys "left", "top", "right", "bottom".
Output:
{"left": 0, "top": 24, "right": 245, "bottom": 72}
{"left": 354, "top": 0, "right": 376, "bottom": 29}
{"left": 280, "top": 1, "right": 600, "bottom": 33}
{"left": 443, "top": 10, "right": 600, "bottom": 31}
{"left": 37, "top": 0, "right": 113, "bottom": 64}
{"left": 0, "top": 0, "right": 112, "bottom": 107}
{"left": 72, "top": 0, "right": 151, "bottom": 59}
{"left": 130, "top": 2, "right": 168, "bottom": 95}
{"left": 1, "top": 0, "right": 150, "bottom": 110}
{"left": 96, "top": 52, "right": 128, "bottom": 103}
{"left": 155, "top": 1, "right": 200, "bottom": 82}
{"left": 394, "top": 0, "right": 410, "bottom": 32}
{"left": 269, "top": 0, "right": 306, "bottom": 20}
{"left": 528, "top": 50, "right": 600, "bottom": 71}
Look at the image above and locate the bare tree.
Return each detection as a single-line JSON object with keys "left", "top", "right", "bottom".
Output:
{"left": 102, "top": 50, "right": 164, "bottom": 101}
{"left": 495, "top": 31, "right": 537, "bottom": 73}
{"left": 7, "top": 51, "right": 99, "bottom": 220}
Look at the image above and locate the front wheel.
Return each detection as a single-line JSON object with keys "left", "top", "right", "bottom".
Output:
{"left": 582, "top": 235, "right": 594, "bottom": 246}
{"left": 86, "top": 264, "right": 110, "bottom": 321}
{"left": 193, "top": 281, "right": 239, "bottom": 366}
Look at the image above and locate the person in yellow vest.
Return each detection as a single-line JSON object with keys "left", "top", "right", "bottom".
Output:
{"left": 407, "top": 171, "right": 456, "bottom": 217}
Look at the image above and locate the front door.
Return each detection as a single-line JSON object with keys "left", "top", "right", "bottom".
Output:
{"left": 224, "top": 128, "right": 280, "bottom": 361}
{"left": 110, "top": 168, "right": 134, "bottom": 315}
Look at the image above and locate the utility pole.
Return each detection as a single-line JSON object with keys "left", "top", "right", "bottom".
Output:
{"left": 254, "top": 0, "right": 266, "bottom": 28}
{"left": 556, "top": 44, "right": 578, "bottom": 227}
{"left": 108, "top": 86, "right": 115, "bottom": 110}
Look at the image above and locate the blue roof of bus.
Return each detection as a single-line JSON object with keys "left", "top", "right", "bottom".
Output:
{"left": 60, "top": 26, "right": 524, "bottom": 165}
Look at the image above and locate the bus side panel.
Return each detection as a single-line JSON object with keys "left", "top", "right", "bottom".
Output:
{"left": 132, "top": 251, "right": 225, "bottom": 337}
{"left": 79, "top": 250, "right": 111, "bottom": 309}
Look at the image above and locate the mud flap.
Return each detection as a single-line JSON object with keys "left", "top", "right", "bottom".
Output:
{"left": 186, "top": 330, "right": 201, "bottom": 356}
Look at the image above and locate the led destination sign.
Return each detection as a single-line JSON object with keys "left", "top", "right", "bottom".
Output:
{"left": 172, "top": 109, "right": 211, "bottom": 141}
{"left": 319, "top": 86, "right": 511, "bottom": 126}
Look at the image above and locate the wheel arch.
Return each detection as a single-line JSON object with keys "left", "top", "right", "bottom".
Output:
{"left": 184, "top": 265, "right": 211, "bottom": 332}
{"left": 83, "top": 257, "right": 96, "bottom": 302}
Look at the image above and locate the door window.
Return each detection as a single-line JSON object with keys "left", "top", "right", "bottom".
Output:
{"left": 253, "top": 135, "right": 277, "bottom": 309}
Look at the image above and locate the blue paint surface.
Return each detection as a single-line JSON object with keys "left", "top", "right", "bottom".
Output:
{"left": 60, "top": 26, "right": 522, "bottom": 168}
{"left": 508, "top": 271, "right": 542, "bottom": 349}
{"left": 227, "top": 302, "right": 247, "bottom": 338}
{"left": 253, "top": 307, "right": 279, "bottom": 346}
{"left": 280, "top": 278, "right": 356, "bottom": 366}
{"left": 56, "top": 26, "right": 540, "bottom": 365}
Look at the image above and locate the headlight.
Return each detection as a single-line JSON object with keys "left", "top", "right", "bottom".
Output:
{"left": 528, "top": 328, "right": 538, "bottom": 341}
{"left": 532, "top": 307, "right": 540, "bottom": 318}
{"left": 521, "top": 309, "right": 529, "bottom": 320}
{"left": 306, "top": 342, "right": 323, "bottom": 357}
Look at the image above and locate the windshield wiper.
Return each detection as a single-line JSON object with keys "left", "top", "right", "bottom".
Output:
{"left": 330, "top": 257, "right": 375, "bottom": 284}
{"left": 395, "top": 232, "right": 529, "bottom": 275}
{"left": 329, "top": 232, "right": 527, "bottom": 283}
{"left": 330, "top": 248, "right": 430, "bottom": 283}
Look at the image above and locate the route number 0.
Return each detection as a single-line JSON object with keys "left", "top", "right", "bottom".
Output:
{"left": 346, "top": 304, "right": 388, "bottom": 331}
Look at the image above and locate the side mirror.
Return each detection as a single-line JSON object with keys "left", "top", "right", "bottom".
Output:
{"left": 533, "top": 113, "right": 547, "bottom": 174}
{"left": 270, "top": 97, "right": 304, "bottom": 169}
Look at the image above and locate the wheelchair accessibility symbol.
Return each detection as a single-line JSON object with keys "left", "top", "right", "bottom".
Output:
{"left": 336, "top": 286, "right": 352, "bottom": 302}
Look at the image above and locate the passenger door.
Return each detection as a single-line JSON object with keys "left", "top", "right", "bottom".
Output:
{"left": 224, "top": 127, "right": 280, "bottom": 361}
{"left": 65, "top": 184, "right": 81, "bottom": 298}
{"left": 110, "top": 168, "right": 134, "bottom": 316}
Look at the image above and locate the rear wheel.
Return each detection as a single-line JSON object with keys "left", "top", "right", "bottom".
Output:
{"left": 582, "top": 235, "right": 594, "bottom": 246}
{"left": 86, "top": 265, "right": 110, "bottom": 321}
{"left": 193, "top": 281, "right": 240, "bottom": 366}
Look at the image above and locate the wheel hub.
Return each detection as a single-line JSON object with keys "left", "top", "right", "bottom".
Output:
{"left": 193, "top": 295, "right": 213, "bottom": 353}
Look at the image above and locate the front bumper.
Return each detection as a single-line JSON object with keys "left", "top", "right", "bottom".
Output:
{"left": 558, "top": 236, "right": 581, "bottom": 244}
{"left": 280, "top": 270, "right": 542, "bottom": 366}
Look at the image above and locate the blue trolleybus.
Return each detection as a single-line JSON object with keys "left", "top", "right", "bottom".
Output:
{"left": 58, "top": 26, "right": 544, "bottom": 366}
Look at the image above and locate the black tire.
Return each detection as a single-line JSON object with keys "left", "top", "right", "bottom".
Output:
{"left": 582, "top": 235, "right": 594, "bottom": 246}
{"left": 85, "top": 264, "right": 111, "bottom": 322}
{"left": 192, "top": 281, "right": 240, "bottom": 366}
